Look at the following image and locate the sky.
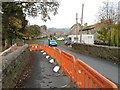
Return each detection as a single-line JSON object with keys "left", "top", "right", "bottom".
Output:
{"left": 26, "top": 0, "right": 119, "bottom": 28}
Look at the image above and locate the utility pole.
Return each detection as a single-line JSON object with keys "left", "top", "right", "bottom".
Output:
{"left": 80, "top": 4, "right": 84, "bottom": 43}
{"left": 76, "top": 13, "right": 78, "bottom": 24}
{"left": 76, "top": 13, "right": 78, "bottom": 43}
{"left": 118, "top": 1, "right": 120, "bottom": 23}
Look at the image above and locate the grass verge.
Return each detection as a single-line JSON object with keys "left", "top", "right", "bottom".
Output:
{"left": 57, "top": 40, "right": 64, "bottom": 45}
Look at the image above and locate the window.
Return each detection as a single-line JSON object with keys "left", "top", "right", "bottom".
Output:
{"left": 88, "top": 36, "right": 92, "bottom": 38}
{"left": 69, "top": 37, "right": 71, "bottom": 40}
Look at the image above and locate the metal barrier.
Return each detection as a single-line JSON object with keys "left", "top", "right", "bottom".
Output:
{"left": 29, "top": 44, "right": 118, "bottom": 89}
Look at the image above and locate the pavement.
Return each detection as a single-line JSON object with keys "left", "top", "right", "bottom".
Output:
{"left": 23, "top": 51, "right": 72, "bottom": 88}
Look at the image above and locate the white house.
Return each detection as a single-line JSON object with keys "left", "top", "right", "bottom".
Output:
{"left": 67, "top": 34, "right": 94, "bottom": 45}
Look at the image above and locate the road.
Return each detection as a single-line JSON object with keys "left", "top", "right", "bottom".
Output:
{"left": 42, "top": 40, "right": 119, "bottom": 88}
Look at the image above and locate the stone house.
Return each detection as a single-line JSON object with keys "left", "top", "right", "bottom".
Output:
{"left": 69, "top": 23, "right": 81, "bottom": 35}
{"left": 70, "top": 23, "right": 99, "bottom": 41}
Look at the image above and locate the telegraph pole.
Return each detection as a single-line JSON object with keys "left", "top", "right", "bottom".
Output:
{"left": 76, "top": 13, "right": 78, "bottom": 24}
{"left": 118, "top": 1, "right": 120, "bottom": 23}
{"left": 80, "top": 4, "right": 84, "bottom": 43}
{"left": 76, "top": 13, "right": 78, "bottom": 43}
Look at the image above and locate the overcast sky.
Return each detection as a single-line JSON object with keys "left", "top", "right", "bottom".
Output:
{"left": 26, "top": 0, "right": 119, "bottom": 28}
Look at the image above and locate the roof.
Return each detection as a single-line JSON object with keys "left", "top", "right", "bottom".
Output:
{"left": 82, "top": 24, "right": 96, "bottom": 31}
{"left": 70, "top": 23, "right": 81, "bottom": 30}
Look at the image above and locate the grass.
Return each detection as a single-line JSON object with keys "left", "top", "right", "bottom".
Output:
{"left": 14, "top": 38, "right": 47, "bottom": 45}
{"left": 38, "top": 38, "right": 47, "bottom": 40}
{"left": 0, "top": 46, "right": 3, "bottom": 52}
{"left": 25, "top": 39, "right": 37, "bottom": 44}
{"left": 1, "top": 37, "right": 48, "bottom": 51}
{"left": 0, "top": 38, "right": 38, "bottom": 52}
{"left": 57, "top": 40, "right": 64, "bottom": 45}
{"left": 13, "top": 38, "right": 37, "bottom": 45}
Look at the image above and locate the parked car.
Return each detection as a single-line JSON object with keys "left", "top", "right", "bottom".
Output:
{"left": 57, "top": 37, "right": 64, "bottom": 41}
{"left": 49, "top": 40, "right": 57, "bottom": 46}
{"left": 94, "top": 40, "right": 108, "bottom": 45}
{"left": 64, "top": 38, "right": 71, "bottom": 45}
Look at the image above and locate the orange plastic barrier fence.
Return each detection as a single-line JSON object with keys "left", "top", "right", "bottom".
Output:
{"left": 45, "top": 46, "right": 52, "bottom": 56}
{"left": 29, "top": 44, "right": 40, "bottom": 51}
{"left": 40, "top": 44, "right": 44, "bottom": 50}
{"left": 54, "top": 48, "right": 61, "bottom": 66}
{"left": 44, "top": 45, "right": 48, "bottom": 54}
{"left": 42, "top": 45, "right": 55, "bottom": 59}
{"left": 43, "top": 44, "right": 47, "bottom": 51}
{"left": 28, "top": 44, "right": 118, "bottom": 89}
{"left": 61, "top": 50, "right": 76, "bottom": 83}
{"left": 75, "top": 59, "right": 118, "bottom": 89}
{"left": 49, "top": 46, "right": 55, "bottom": 58}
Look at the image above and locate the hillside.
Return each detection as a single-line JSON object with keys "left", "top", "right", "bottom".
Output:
{"left": 47, "top": 28, "right": 70, "bottom": 33}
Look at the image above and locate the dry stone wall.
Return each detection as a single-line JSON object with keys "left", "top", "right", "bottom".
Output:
{"left": 72, "top": 43, "right": 119, "bottom": 63}
{"left": 2, "top": 44, "right": 30, "bottom": 88}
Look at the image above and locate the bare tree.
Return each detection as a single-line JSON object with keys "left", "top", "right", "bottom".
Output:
{"left": 97, "top": 0, "right": 117, "bottom": 25}
{"left": 96, "top": 0, "right": 120, "bottom": 46}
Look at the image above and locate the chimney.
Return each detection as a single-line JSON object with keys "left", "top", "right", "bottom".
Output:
{"left": 84, "top": 23, "right": 87, "bottom": 27}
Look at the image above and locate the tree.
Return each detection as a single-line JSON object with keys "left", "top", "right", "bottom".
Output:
{"left": 107, "top": 23, "right": 120, "bottom": 47}
{"left": 97, "top": 27, "right": 108, "bottom": 43}
{"left": 2, "top": 1, "right": 59, "bottom": 48}
{"left": 2, "top": 2, "right": 27, "bottom": 48}
{"left": 97, "top": 1, "right": 117, "bottom": 25}
{"left": 26, "top": 25, "right": 41, "bottom": 39}
{"left": 96, "top": 0, "right": 119, "bottom": 47}
{"left": 96, "top": 22, "right": 120, "bottom": 47}
{"left": 21, "top": 1, "right": 59, "bottom": 21}
{"left": 40, "top": 25, "right": 47, "bottom": 31}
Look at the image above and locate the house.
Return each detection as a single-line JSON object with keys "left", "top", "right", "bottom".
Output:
{"left": 55, "top": 32, "right": 62, "bottom": 37}
{"left": 81, "top": 24, "right": 95, "bottom": 34}
{"left": 69, "top": 23, "right": 95, "bottom": 44}
{"left": 82, "top": 24, "right": 97, "bottom": 40}
{"left": 70, "top": 23, "right": 96, "bottom": 35}
{"left": 69, "top": 23, "right": 81, "bottom": 35}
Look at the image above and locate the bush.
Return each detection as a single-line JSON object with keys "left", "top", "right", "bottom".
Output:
{"left": 107, "top": 23, "right": 120, "bottom": 47}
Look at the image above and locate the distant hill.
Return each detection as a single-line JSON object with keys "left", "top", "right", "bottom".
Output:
{"left": 47, "top": 28, "right": 70, "bottom": 33}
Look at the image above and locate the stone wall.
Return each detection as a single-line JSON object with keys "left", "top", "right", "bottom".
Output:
{"left": 72, "top": 43, "right": 120, "bottom": 63}
{"left": 2, "top": 44, "right": 30, "bottom": 88}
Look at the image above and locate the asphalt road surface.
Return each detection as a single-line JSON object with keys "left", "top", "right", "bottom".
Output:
{"left": 42, "top": 40, "right": 119, "bottom": 88}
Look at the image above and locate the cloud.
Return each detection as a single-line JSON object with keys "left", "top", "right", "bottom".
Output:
{"left": 26, "top": 0, "right": 119, "bottom": 28}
